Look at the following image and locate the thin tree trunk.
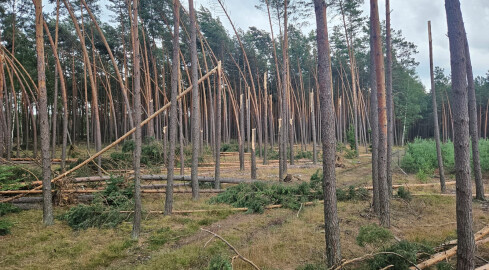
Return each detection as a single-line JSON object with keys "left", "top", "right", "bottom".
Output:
{"left": 129, "top": 0, "right": 142, "bottom": 240}
{"left": 371, "top": 0, "right": 390, "bottom": 228}
{"left": 214, "top": 61, "right": 222, "bottom": 189}
{"left": 251, "top": 128, "right": 257, "bottom": 179}
{"left": 311, "top": 91, "right": 317, "bottom": 164}
{"left": 34, "top": 0, "right": 54, "bottom": 225}
{"left": 165, "top": 0, "right": 180, "bottom": 215}
{"left": 314, "top": 0, "right": 342, "bottom": 266}
{"left": 189, "top": 0, "right": 200, "bottom": 200}
{"left": 369, "top": 18, "right": 380, "bottom": 214}
{"left": 239, "top": 94, "right": 245, "bottom": 171}
{"left": 428, "top": 21, "right": 446, "bottom": 193}
{"left": 464, "top": 35, "right": 484, "bottom": 201}
{"left": 385, "top": 0, "right": 393, "bottom": 196}
{"left": 263, "top": 73, "right": 268, "bottom": 165}
{"left": 445, "top": 0, "right": 476, "bottom": 268}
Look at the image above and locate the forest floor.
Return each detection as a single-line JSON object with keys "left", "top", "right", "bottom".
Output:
{"left": 1, "top": 145, "right": 489, "bottom": 269}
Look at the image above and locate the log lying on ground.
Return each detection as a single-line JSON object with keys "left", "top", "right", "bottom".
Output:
{"left": 364, "top": 181, "right": 456, "bottom": 190}
{"left": 0, "top": 189, "right": 224, "bottom": 194}
{"left": 411, "top": 225, "right": 489, "bottom": 269}
{"left": 72, "top": 175, "right": 268, "bottom": 184}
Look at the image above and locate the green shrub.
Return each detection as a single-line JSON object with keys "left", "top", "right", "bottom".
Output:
{"left": 416, "top": 169, "right": 428, "bottom": 182}
{"left": 347, "top": 126, "right": 356, "bottom": 151}
{"left": 295, "top": 150, "right": 313, "bottom": 160}
{"left": 0, "top": 219, "right": 13, "bottom": 235}
{"left": 397, "top": 187, "right": 412, "bottom": 201}
{"left": 401, "top": 138, "right": 456, "bottom": 174}
{"left": 207, "top": 254, "right": 232, "bottom": 270}
{"left": 0, "top": 203, "right": 21, "bottom": 216}
{"left": 59, "top": 177, "right": 133, "bottom": 230}
{"left": 0, "top": 165, "right": 40, "bottom": 190}
{"left": 345, "top": 148, "right": 357, "bottom": 159}
{"left": 368, "top": 240, "right": 433, "bottom": 270}
{"left": 356, "top": 224, "right": 393, "bottom": 247}
{"left": 220, "top": 143, "right": 239, "bottom": 152}
{"left": 121, "top": 140, "right": 135, "bottom": 153}
{"left": 110, "top": 152, "right": 131, "bottom": 162}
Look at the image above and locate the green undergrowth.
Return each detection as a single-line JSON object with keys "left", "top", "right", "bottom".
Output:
{"left": 0, "top": 219, "right": 13, "bottom": 235}
{"left": 210, "top": 170, "right": 368, "bottom": 213}
{"left": 58, "top": 176, "right": 133, "bottom": 230}
{"left": 0, "top": 203, "right": 22, "bottom": 216}
{"left": 368, "top": 240, "right": 433, "bottom": 270}
{"left": 356, "top": 224, "right": 394, "bottom": 247}
{"left": 0, "top": 165, "right": 41, "bottom": 191}
{"left": 401, "top": 138, "right": 489, "bottom": 177}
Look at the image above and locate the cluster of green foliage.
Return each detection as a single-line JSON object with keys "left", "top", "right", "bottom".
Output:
{"left": 220, "top": 142, "right": 239, "bottom": 152}
{"left": 59, "top": 177, "right": 133, "bottom": 230}
{"left": 402, "top": 138, "right": 489, "bottom": 177}
{"left": 397, "top": 187, "right": 412, "bottom": 201}
{"left": 211, "top": 170, "right": 368, "bottom": 213}
{"left": 356, "top": 224, "right": 394, "bottom": 247}
{"left": 0, "top": 203, "right": 21, "bottom": 216}
{"left": 295, "top": 150, "right": 313, "bottom": 160}
{"left": 347, "top": 126, "right": 357, "bottom": 152}
{"left": 207, "top": 254, "right": 232, "bottom": 270}
{"left": 368, "top": 240, "right": 433, "bottom": 270}
{"left": 0, "top": 165, "right": 41, "bottom": 191}
{"left": 401, "top": 138, "right": 454, "bottom": 175}
{"left": 344, "top": 148, "right": 357, "bottom": 159}
{"left": 209, "top": 181, "right": 317, "bottom": 213}
{"left": 0, "top": 219, "right": 13, "bottom": 235}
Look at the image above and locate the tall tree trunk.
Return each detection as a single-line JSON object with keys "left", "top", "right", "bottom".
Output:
{"left": 189, "top": 0, "right": 200, "bottom": 200}
{"left": 314, "top": 0, "right": 342, "bottom": 266}
{"left": 445, "top": 0, "right": 476, "bottom": 268}
{"left": 130, "top": 0, "right": 143, "bottom": 240}
{"left": 464, "top": 36, "right": 484, "bottom": 201}
{"left": 215, "top": 61, "right": 222, "bottom": 189}
{"left": 385, "top": 0, "right": 393, "bottom": 196}
{"left": 165, "top": 0, "right": 180, "bottom": 215}
{"left": 369, "top": 18, "right": 380, "bottom": 214}
{"left": 428, "top": 21, "right": 446, "bottom": 193}
{"left": 279, "top": 0, "right": 289, "bottom": 181}
{"left": 263, "top": 73, "right": 269, "bottom": 165}
{"left": 371, "top": 0, "right": 390, "bottom": 228}
{"left": 239, "top": 94, "right": 245, "bottom": 170}
{"left": 34, "top": 0, "right": 54, "bottom": 226}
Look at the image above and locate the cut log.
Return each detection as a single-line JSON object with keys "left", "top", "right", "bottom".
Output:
{"left": 412, "top": 225, "right": 489, "bottom": 269}
{"left": 364, "top": 181, "right": 456, "bottom": 190}
{"left": 476, "top": 263, "right": 489, "bottom": 270}
{"left": 72, "top": 175, "right": 268, "bottom": 184}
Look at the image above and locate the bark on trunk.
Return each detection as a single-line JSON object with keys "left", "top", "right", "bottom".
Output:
{"left": 165, "top": 0, "right": 180, "bottom": 215}
{"left": 464, "top": 36, "right": 485, "bottom": 201}
{"left": 445, "top": 0, "right": 476, "bottom": 268}
{"left": 34, "top": 0, "right": 54, "bottom": 225}
{"left": 369, "top": 18, "right": 380, "bottom": 214}
{"left": 314, "top": 0, "right": 342, "bottom": 266}
{"left": 371, "top": 0, "right": 390, "bottom": 228}
{"left": 428, "top": 21, "right": 447, "bottom": 193}
{"left": 130, "top": 0, "right": 142, "bottom": 239}
{"left": 385, "top": 0, "right": 393, "bottom": 197}
{"left": 189, "top": 0, "right": 200, "bottom": 200}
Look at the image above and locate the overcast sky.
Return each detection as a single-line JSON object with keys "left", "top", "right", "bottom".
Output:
{"left": 182, "top": 0, "right": 489, "bottom": 89}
